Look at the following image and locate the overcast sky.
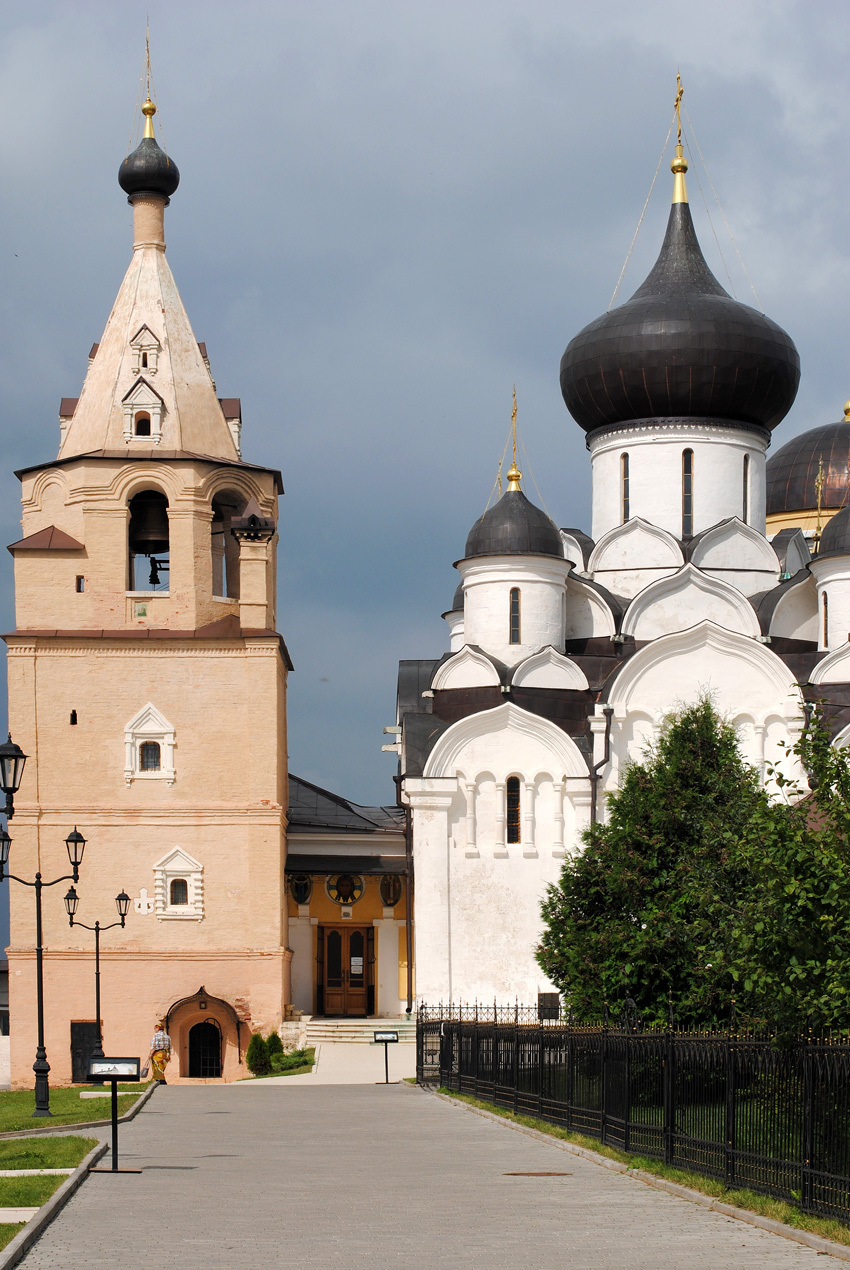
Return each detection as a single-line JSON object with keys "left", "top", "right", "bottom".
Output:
{"left": 1, "top": 0, "right": 849, "bottom": 812}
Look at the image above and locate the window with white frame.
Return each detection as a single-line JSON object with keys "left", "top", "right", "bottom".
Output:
{"left": 154, "top": 848, "right": 204, "bottom": 921}
{"left": 124, "top": 703, "right": 176, "bottom": 785}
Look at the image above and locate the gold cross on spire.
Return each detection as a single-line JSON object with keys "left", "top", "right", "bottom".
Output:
{"left": 506, "top": 386, "right": 522, "bottom": 491}
{"left": 142, "top": 22, "right": 156, "bottom": 138}
{"left": 671, "top": 72, "right": 689, "bottom": 204}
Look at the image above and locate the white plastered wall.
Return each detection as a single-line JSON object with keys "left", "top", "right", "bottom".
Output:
{"left": 405, "top": 703, "right": 589, "bottom": 1005}
{"left": 589, "top": 422, "right": 768, "bottom": 542}
{"left": 810, "top": 555, "right": 850, "bottom": 651}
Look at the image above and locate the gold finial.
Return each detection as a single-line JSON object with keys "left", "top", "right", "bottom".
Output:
{"left": 142, "top": 23, "right": 156, "bottom": 139}
{"left": 671, "top": 73, "right": 689, "bottom": 204}
{"left": 506, "top": 386, "right": 522, "bottom": 491}
{"left": 843, "top": 400, "right": 850, "bottom": 422}
{"left": 814, "top": 455, "right": 825, "bottom": 552}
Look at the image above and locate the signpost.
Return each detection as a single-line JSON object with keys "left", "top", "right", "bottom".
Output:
{"left": 86, "top": 1057, "right": 142, "bottom": 1173}
{"left": 373, "top": 1030, "right": 399, "bottom": 1085}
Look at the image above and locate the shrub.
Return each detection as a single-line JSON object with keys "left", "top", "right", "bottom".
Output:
{"left": 246, "top": 1031, "right": 270, "bottom": 1075}
{"left": 266, "top": 1031, "right": 283, "bottom": 1059}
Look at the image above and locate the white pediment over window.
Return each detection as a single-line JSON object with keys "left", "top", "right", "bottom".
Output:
{"left": 124, "top": 702, "right": 176, "bottom": 785}
{"left": 512, "top": 647, "right": 589, "bottom": 691}
{"left": 122, "top": 376, "right": 165, "bottom": 444}
{"left": 153, "top": 847, "right": 203, "bottom": 921}
{"left": 130, "top": 325, "right": 162, "bottom": 376}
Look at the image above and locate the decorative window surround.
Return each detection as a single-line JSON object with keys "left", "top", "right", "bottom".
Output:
{"left": 124, "top": 702, "right": 176, "bottom": 785}
{"left": 122, "top": 377, "right": 165, "bottom": 444}
{"left": 130, "top": 325, "right": 161, "bottom": 376}
{"left": 153, "top": 847, "right": 204, "bottom": 921}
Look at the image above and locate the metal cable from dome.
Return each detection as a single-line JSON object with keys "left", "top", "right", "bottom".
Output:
{"left": 608, "top": 111, "right": 676, "bottom": 311}
{"left": 684, "top": 103, "right": 763, "bottom": 313}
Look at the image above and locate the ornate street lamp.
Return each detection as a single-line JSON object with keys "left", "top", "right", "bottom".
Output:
{"left": 0, "top": 825, "right": 86, "bottom": 1115}
{"left": 64, "top": 889, "right": 131, "bottom": 1063}
{"left": 0, "top": 735, "right": 27, "bottom": 820}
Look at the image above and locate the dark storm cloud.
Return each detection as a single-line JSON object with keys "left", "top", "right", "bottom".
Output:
{"left": 1, "top": 0, "right": 849, "bottom": 801}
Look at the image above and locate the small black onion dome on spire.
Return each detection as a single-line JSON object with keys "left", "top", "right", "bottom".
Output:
{"left": 464, "top": 489, "right": 563, "bottom": 559}
{"left": 816, "top": 505, "right": 850, "bottom": 558}
{"left": 560, "top": 201, "right": 800, "bottom": 434}
{"left": 118, "top": 98, "right": 179, "bottom": 202}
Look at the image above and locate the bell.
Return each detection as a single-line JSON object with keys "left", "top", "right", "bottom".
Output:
{"left": 128, "top": 491, "right": 169, "bottom": 557}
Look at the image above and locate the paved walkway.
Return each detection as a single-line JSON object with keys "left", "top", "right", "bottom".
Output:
{"left": 234, "top": 1040, "right": 415, "bottom": 1085}
{"left": 18, "top": 1084, "right": 845, "bottom": 1268}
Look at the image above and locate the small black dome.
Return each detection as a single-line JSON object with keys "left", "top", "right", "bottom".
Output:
{"left": 118, "top": 136, "right": 180, "bottom": 202}
{"left": 560, "top": 201, "right": 800, "bottom": 435}
{"left": 817, "top": 505, "right": 850, "bottom": 557}
{"left": 464, "top": 490, "right": 563, "bottom": 559}
{"left": 450, "top": 582, "right": 464, "bottom": 612}
{"left": 766, "top": 419, "right": 850, "bottom": 517}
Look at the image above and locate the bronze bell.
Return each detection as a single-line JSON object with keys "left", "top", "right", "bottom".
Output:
{"left": 128, "top": 491, "right": 169, "bottom": 557}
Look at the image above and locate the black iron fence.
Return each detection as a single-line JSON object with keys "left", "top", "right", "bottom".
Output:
{"left": 417, "top": 1003, "right": 850, "bottom": 1224}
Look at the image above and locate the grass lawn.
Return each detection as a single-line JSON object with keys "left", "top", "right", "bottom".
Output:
{"left": 438, "top": 1088, "right": 850, "bottom": 1250}
{"left": 0, "top": 1136, "right": 96, "bottom": 1169}
{"left": 0, "top": 1224, "right": 24, "bottom": 1252}
{"left": 0, "top": 1086, "right": 143, "bottom": 1133}
{"left": 0, "top": 1175, "right": 65, "bottom": 1207}
{"left": 239, "top": 1047, "right": 316, "bottom": 1080}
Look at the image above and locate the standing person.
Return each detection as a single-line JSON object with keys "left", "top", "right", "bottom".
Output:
{"left": 148, "top": 1021, "right": 172, "bottom": 1084}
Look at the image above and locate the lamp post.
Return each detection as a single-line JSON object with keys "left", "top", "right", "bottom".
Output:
{"left": 64, "top": 888, "right": 131, "bottom": 1063}
{"left": 0, "top": 823, "right": 87, "bottom": 1116}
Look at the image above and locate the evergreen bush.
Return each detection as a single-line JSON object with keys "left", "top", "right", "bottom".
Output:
{"left": 246, "top": 1031, "right": 270, "bottom": 1075}
{"left": 266, "top": 1031, "right": 283, "bottom": 1059}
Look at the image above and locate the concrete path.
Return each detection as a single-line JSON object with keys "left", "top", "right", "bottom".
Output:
{"left": 234, "top": 1040, "right": 415, "bottom": 1085}
{"left": 18, "top": 1084, "right": 846, "bottom": 1268}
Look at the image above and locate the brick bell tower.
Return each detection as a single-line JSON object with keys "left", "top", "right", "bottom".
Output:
{"left": 5, "top": 94, "right": 291, "bottom": 1085}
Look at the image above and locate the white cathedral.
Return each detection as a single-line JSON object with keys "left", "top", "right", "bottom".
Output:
{"left": 393, "top": 137, "right": 850, "bottom": 1008}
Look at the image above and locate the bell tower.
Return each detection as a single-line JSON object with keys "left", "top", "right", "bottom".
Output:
{"left": 4, "top": 95, "right": 291, "bottom": 1084}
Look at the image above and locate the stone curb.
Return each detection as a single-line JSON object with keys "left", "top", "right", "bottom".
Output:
{"left": 0, "top": 1082, "right": 158, "bottom": 1140}
{"left": 430, "top": 1088, "right": 850, "bottom": 1263}
{"left": 0, "top": 1139, "right": 108, "bottom": 1270}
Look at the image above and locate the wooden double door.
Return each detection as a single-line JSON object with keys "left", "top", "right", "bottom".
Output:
{"left": 319, "top": 925, "right": 374, "bottom": 1016}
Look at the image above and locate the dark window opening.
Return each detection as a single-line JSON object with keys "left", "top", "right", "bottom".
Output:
{"left": 509, "top": 588, "right": 521, "bottom": 644}
{"left": 141, "top": 352, "right": 148, "bottom": 368}
{"left": 134, "top": 412, "right": 151, "bottom": 437}
{"left": 70, "top": 710, "right": 77, "bottom": 726}
{"left": 621, "top": 452, "right": 630, "bottom": 523}
{"left": 170, "top": 878, "right": 188, "bottom": 906}
{"left": 211, "top": 493, "right": 243, "bottom": 599}
{"left": 75, "top": 576, "right": 85, "bottom": 593}
{"left": 140, "top": 741, "right": 161, "bottom": 771}
{"left": 823, "top": 591, "right": 829, "bottom": 647}
{"left": 128, "top": 489, "right": 169, "bottom": 592}
{"left": 742, "top": 454, "right": 750, "bottom": 524}
{"left": 507, "top": 776, "right": 521, "bottom": 844}
{"left": 682, "top": 449, "right": 694, "bottom": 538}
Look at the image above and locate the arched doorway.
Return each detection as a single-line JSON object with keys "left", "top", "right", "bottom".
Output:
{"left": 188, "top": 1020, "right": 222, "bottom": 1078}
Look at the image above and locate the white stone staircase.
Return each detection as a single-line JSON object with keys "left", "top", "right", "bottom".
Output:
{"left": 305, "top": 1017, "right": 416, "bottom": 1045}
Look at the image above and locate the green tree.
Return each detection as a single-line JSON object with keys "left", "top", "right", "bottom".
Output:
{"left": 724, "top": 709, "right": 850, "bottom": 1034}
{"left": 246, "top": 1031, "right": 270, "bottom": 1075}
{"left": 266, "top": 1031, "right": 283, "bottom": 1060}
{"left": 537, "top": 699, "right": 767, "bottom": 1026}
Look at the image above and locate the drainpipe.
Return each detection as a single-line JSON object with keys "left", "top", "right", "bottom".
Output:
{"left": 394, "top": 773, "right": 414, "bottom": 1016}
{"left": 589, "top": 706, "right": 614, "bottom": 824}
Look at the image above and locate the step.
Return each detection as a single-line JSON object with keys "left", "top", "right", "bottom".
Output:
{"left": 305, "top": 1019, "right": 417, "bottom": 1045}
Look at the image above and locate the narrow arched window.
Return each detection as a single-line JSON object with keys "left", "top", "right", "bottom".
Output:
{"left": 140, "top": 741, "right": 161, "bottom": 771}
{"left": 823, "top": 591, "right": 829, "bottom": 647}
{"left": 128, "top": 489, "right": 169, "bottom": 592}
{"left": 506, "top": 777, "right": 521, "bottom": 844}
{"left": 682, "top": 449, "right": 694, "bottom": 538}
{"left": 742, "top": 454, "right": 750, "bottom": 524}
{"left": 621, "top": 453, "right": 630, "bottom": 523}
{"left": 134, "top": 412, "right": 151, "bottom": 437}
{"left": 170, "top": 878, "right": 188, "bottom": 906}
{"left": 509, "top": 588, "right": 521, "bottom": 644}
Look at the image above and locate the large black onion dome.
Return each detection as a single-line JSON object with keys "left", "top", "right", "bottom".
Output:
{"left": 464, "top": 488, "right": 562, "bottom": 559}
{"left": 560, "top": 200, "right": 800, "bottom": 434}
{"left": 817, "top": 505, "right": 850, "bottom": 558}
{"left": 118, "top": 99, "right": 179, "bottom": 202}
{"left": 767, "top": 413, "right": 850, "bottom": 517}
